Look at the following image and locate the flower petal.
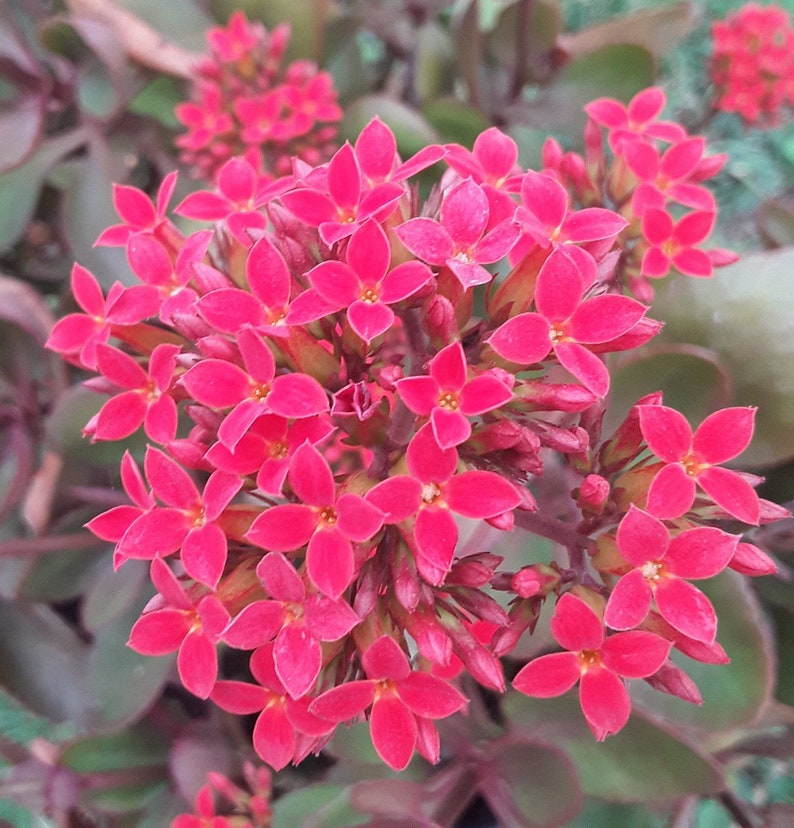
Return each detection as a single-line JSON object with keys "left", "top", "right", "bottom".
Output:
{"left": 600, "top": 631, "right": 671, "bottom": 678}
{"left": 551, "top": 593, "right": 603, "bottom": 652}
{"left": 579, "top": 667, "right": 630, "bottom": 740}
{"left": 512, "top": 652, "right": 581, "bottom": 697}
{"left": 655, "top": 577, "right": 717, "bottom": 644}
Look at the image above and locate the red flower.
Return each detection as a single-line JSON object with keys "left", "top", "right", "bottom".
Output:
{"left": 246, "top": 443, "right": 385, "bottom": 598}
{"left": 181, "top": 326, "right": 328, "bottom": 449}
{"left": 512, "top": 170, "right": 627, "bottom": 260}
{"left": 584, "top": 86, "right": 686, "bottom": 151}
{"left": 638, "top": 405, "right": 760, "bottom": 524}
{"left": 366, "top": 424, "right": 521, "bottom": 584}
{"left": 116, "top": 448, "right": 242, "bottom": 589}
{"left": 45, "top": 264, "right": 160, "bottom": 369}
{"left": 605, "top": 506, "right": 738, "bottom": 643}
{"left": 710, "top": 4, "right": 794, "bottom": 126}
{"left": 625, "top": 137, "right": 716, "bottom": 216}
{"left": 128, "top": 559, "right": 230, "bottom": 699}
{"left": 211, "top": 644, "right": 334, "bottom": 770}
{"left": 512, "top": 592, "right": 671, "bottom": 739}
{"left": 396, "top": 340, "right": 513, "bottom": 448}
{"left": 222, "top": 551, "right": 360, "bottom": 699}
{"left": 87, "top": 343, "right": 179, "bottom": 444}
{"left": 309, "top": 635, "right": 467, "bottom": 770}
{"left": 487, "top": 247, "right": 648, "bottom": 396}
{"left": 289, "top": 218, "right": 433, "bottom": 345}
{"left": 395, "top": 177, "right": 520, "bottom": 289}
{"left": 197, "top": 233, "right": 295, "bottom": 339}
{"left": 279, "top": 142, "right": 405, "bottom": 246}
{"left": 640, "top": 209, "right": 726, "bottom": 279}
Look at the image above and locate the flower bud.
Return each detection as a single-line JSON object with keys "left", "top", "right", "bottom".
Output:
{"left": 598, "top": 392, "right": 663, "bottom": 473}
{"left": 425, "top": 294, "right": 458, "bottom": 350}
{"left": 513, "top": 379, "right": 597, "bottom": 413}
{"left": 576, "top": 473, "right": 611, "bottom": 516}
{"left": 510, "top": 563, "right": 560, "bottom": 599}
{"left": 728, "top": 542, "right": 778, "bottom": 576}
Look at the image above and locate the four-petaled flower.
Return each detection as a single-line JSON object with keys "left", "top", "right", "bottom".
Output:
{"left": 128, "top": 558, "right": 230, "bottom": 699}
{"left": 487, "top": 247, "right": 648, "bottom": 396}
{"left": 638, "top": 405, "right": 760, "bottom": 524}
{"left": 396, "top": 340, "right": 513, "bottom": 448}
{"left": 246, "top": 443, "right": 385, "bottom": 598}
{"left": 512, "top": 592, "right": 671, "bottom": 740}
{"left": 288, "top": 218, "right": 433, "bottom": 345}
{"left": 605, "top": 506, "right": 738, "bottom": 643}
{"left": 222, "top": 551, "right": 360, "bottom": 699}
{"left": 365, "top": 423, "right": 521, "bottom": 584}
{"left": 211, "top": 643, "right": 334, "bottom": 770}
{"left": 396, "top": 177, "right": 521, "bottom": 289}
{"left": 309, "top": 635, "right": 467, "bottom": 770}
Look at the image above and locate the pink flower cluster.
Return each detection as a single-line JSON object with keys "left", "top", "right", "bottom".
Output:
{"left": 48, "top": 103, "right": 783, "bottom": 770}
{"left": 176, "top": 11, "right": 342, "bottom": 181}
{"left": 174, "top": 762, "right": 271, "bottom": 827}
{"left": 540, "top": 87, "right": 738, "bottom": 301}
{"left": 710, "top": 3, "right": 794, "bottom": 126}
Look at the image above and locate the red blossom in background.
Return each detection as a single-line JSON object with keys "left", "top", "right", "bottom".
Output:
{"left": 710, "top": 3, "right": 794, "bottom": 126}
{"left": 175, "top": 10, "right": 341, "bottom": 180}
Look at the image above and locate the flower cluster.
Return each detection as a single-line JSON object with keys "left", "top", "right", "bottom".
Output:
{"left": 540, "top": 86, "right": 738, "bottom": 301}
{"left": 176, "top": 11, "right": 342, "bottom": 181}
{"left": 710, "top": 3, "right": 794, "bottom": 126}
{"left": 48, "top": 99, "right": 784, "bottom": 771}
{"left": 174, "top": 762, "right": 272, "bottom": 827}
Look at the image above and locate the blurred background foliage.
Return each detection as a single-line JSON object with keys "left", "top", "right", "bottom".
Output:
{"left": 0, "top": 0, "right": 792, "bottom": 826}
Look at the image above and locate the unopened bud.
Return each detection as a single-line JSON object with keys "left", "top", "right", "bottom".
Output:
{"left": 576, "top": 473, "right": 610, "bottom": 515}
{"left": 644, "top": 661, "right": 703, "bottom": 705}
{"left": 728, "top": 542, "right": 778, "bottom": 576}
{"left": 510, "top": 564, "right": 560, "bottom": 599}
{"left": 425, "top": 294, "right": 458, "bottom": 349}
{"left": 598, "top": 392, "right": 663, "bottom": 474}
{"left": 513, "top": 379, "right": 597, "bottom": 413}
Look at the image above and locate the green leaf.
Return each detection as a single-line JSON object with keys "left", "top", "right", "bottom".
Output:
{"left": 558, "top": 1, "right": 694, "bottom": 61}
{"left": 56, "top": 138, "right": 133, "bottom": 287}
{"left": 605, "top": 347, "right": 731, "bottom": 438}
{"left": 84, "top": 594, "right": 174, "bottom": 730}
{"left": 502, "top": 692, "right": 725, "bottom": 801}
{"left": 414, "top": 22, "right": 455, "bottom": 103}
{"left": 654, "top": 248, "right": 794, "bottom": 467}
{"left": 567, "top": 798, "right": 666, "bottom": 828}
{"left": 518, "top": 44, "right": 655, "bottom": 142}
{"left": 0, "top": 129, "right": 86, "bottom": 253}
{"left": 272, "top": 784, "right": 363, "bottom": 828}
{"left": 61, "top": 725, "right": 168, "bottom": 774}
{"left": 0, "top": 687, "right": 74, "bottom": 746}
{"left": 632, "top": 573, "right": 775, "bottom": 735}
{"left": 480, "top": 739, "right": 583, "bottom": 827}
{"left": 129, "top": 76, "right": 185, "bottom": 129}
{"left": 119, "top": 0, "right": 213, "bottom": 52}
{"left": 82, "top": 557, "right": 149, "bottom": 633}
{"left": 0, "top": 602, "right": 89, "bottom": 726}
{"left": 422, "top": 99, "right": 491, "bottom": 147}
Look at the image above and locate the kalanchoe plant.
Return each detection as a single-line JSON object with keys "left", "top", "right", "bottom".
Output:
{"left": 46, "top": 89, "right": 787, "bottom": 792}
